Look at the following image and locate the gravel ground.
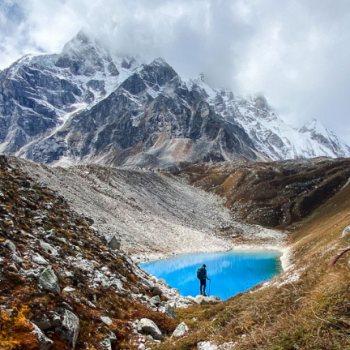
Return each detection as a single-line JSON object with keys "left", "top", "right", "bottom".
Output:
{"left": 13, "top": 157, "right": 287, "bottom": 258}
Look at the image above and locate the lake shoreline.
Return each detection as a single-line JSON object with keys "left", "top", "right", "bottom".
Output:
{"left": 132, "top": 242, "right": 291, "bottom": 272}
{"left": 139, "top": 250, "right": 284, "bottom": 301}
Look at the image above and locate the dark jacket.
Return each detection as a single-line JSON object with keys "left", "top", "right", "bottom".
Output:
{"left": 197, "top": 266, "right": 207, "bottom": 280}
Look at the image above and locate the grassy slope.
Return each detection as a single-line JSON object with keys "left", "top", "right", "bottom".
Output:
{"left": 156, "top": 176, "right": 350, "bottom": 349}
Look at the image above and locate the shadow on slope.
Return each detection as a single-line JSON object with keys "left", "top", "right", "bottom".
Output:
{"left": 176, "top": 157, "right": 350, "bottom": 228}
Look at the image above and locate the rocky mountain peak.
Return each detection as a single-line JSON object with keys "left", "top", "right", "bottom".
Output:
{"left": 0, "top": 31, "right": 349, "bottom": 168}
{"left": 252, "top": 94, "right": 269, "bottom": 111}
{"left": 299, "top": 118, "right": 326, "bottom": 134}
{"left": 55, "top": 29, "right": 111, "bottom": 76}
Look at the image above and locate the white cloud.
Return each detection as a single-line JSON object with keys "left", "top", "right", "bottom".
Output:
{"left": 1, "top": 0, "right": 350, "bottom": 142}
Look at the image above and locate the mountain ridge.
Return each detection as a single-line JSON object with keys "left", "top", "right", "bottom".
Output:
{"left": 0, "top": 30, "right": 349, "bottom": 169}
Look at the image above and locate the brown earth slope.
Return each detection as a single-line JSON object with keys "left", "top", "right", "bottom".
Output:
{"left": 158, "top": 159, "right": 350, "bottom": 350}
{"left": 177, "top": 157, "right": 350, "bottom": 228}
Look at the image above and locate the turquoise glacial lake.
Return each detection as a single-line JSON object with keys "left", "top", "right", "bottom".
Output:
{"left": 140, "top": 251, "right": 282, "bottom": 301}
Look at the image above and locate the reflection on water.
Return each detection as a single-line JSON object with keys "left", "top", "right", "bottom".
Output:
{"left": 140, "top": 251, "right": 282, "bottom": 301}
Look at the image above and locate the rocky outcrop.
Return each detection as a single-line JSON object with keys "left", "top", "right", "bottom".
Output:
{"left": 0, "top": 155, "right": 182, "bottom": 349}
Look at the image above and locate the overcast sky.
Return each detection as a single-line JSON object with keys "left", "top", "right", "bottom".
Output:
{"left": 1, "top": 0, "right": 350, "bottom": 143}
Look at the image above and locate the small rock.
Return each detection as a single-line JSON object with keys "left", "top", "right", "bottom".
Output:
{"left": 157, "top": 279, "right": 166, "bottom": 285}
{"left": 46, "top": 229, "right": 57, "bottom": 239}
{"left": 342, "top": 225, "right": 350, "bottom": 238}
{"left": 195, "top": 295, "right": 221, "bottom": 304}
{"left": 197, "top": 341, "right": 218, "bottom": 350}
{"left": 101, "top": 316, "right": 113, "bottom": 326}
{"left": 32, "top": 253, "right": 49, "bottom": 265}
{"left": 99, "top": 338, "right": 112, "bottom": 350}
{"left": 86, "top": 300, "right": 96, "bottom": 308}
{"left": 12, "top": 254, "right": 23, "bottom": 264}
{"left": 65, "top": 271, "right": 74, "bottom": 278}
{"left": 107, "top": 235, "right": 121, "bottom": 250}
{"left": 52, "top": 313, "right": 61, "bottom": 327}
{"left": 150, "top": 295, "right": 161, "bottom": 306}
{"left": 32, "top": 316, "right": 52, "bottom": 331}
{"left": 39, "top": 267, "right": 60, "bottom": 295}
{"left": 138, "top": 344, "right": 146, "bottom": 350}
{"left": 4, "top": 239, "right": 16, "bottom": 254}
{"left": 31, "top": 323, "right": 53, "bottom": 350}
{"left": 62, "top": 302, "right": 74, "bottom": 311}
{"left": 137, "top": 318, "right": 163, "bottom": 340}
{"left": 107, "top": 330, "right": 117, "bottom": 344}
{"left": 172, "top": 322, "right": 189, "bottom": 337}
{"left": 8, "top": 264, "right": 18, "bottom": 272}
{"left": 38, "top": 240, "right": 59, "bottom": 257}
{"left": 132, "top": 286, "right": 140, "bottom": 294}
{"left": 208, "top": 296, "right": 221, "bottom": 303}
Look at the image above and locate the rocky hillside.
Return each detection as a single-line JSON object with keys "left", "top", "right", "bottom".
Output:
{"left": 10, "top": 156, "right": 288, "bottom": 260}
{"left": 1, "top": 153, "right": 350, "bottom": 349}
{"left": 0, "top": 155, "right": 208, "bottom": 350}
{"left": 1, "top": 31, "right": 349, "bottom": 170}
{"left": 156, "top": 161, "right": 350, "bottom": 350}
{"left": 177, "top": 157, "right": 350, "bottom": 228}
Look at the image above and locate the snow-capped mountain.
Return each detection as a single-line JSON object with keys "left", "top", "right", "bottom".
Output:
{"left": 193, "top": 77, "right": 350, "bottom": 160}
{"left": 0, "top": 31, "right": 349, "bottom": 169}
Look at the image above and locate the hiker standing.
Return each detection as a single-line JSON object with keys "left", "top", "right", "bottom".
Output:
{"left": 197, "top": 264, "right": 211, "bottom": 296}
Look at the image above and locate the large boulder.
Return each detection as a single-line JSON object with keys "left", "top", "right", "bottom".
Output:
{"left": 165, "top": 302, "right": 177, "bottom": 319}
{"left": 39, "top": 267, "right": 60, "bottom": 295}
{"left": 195, "top": 295, "right": 221, "bottom": 304}
{"left": 106, "top": 235, "right": 121, "bottom": 250}
{"left": 56, "top": 310, "right": 80, "bottom": 349}
{"left": 150, "top": 286, "right": 162, "bottom": 297}
{"left": 137, "top": 318, "right": 162, "bottom": 340}
{"left": 172, "top": 322, "right": 188, "bottom": 337}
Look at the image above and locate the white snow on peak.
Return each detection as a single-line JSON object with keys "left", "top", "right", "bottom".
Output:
{"left": 202, "top": 89, "right": 350, "bottom": 160}
{"left": 150, "top": 57, "right": 169, "bottom": 66}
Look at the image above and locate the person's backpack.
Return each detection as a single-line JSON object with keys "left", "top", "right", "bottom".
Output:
{"left": 197, "top": 267, "right": 206, "bottom": 280}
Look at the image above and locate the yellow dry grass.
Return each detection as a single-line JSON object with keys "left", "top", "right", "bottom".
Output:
{"left": 156, "top": 181, "right": 350, "bottom": 350}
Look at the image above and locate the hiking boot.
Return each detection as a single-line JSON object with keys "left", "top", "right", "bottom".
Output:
{"left": 203, "top": 293, "right": 207, "bottom": 297}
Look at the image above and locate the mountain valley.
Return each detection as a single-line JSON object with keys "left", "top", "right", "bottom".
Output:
{"left": 1, "top": 30, "right": 350, "bottom": 350}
